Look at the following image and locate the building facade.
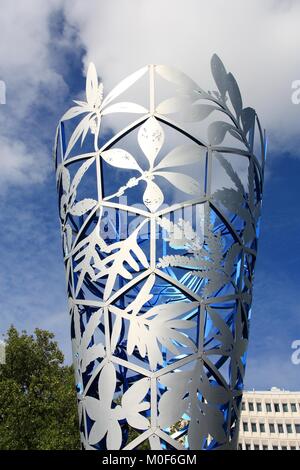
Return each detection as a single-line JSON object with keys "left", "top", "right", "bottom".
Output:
{"left": 239, "top": 388, "right": 300, "bottom": 450}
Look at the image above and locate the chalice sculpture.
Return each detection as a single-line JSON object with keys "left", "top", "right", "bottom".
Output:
{"left": 54, "top": 54, "right": 266, "bottom": 450}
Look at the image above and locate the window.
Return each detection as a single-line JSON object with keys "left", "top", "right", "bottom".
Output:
{"left": 251, "top": 422, "right": 257, "bottom": 433}
{"left": 262, "top": 445, "right": 268, "bottom": 450}
{"left": 241, "top": 402, "right": 246, "bottom": 411}
{"left": 269, "top": 423, "right": 275, "bottom": 433}
{"left": 243, "top": 422, "right": 249, "bottom": 432}
{"left": 282, "top": 403, "right": 288, "bottom": 412}
{"left": 278, "top": 424, "right": 284, "bottom": 434}
{"left": 295, "top": 424, "right": 300, "bottom": 434}
{"left": 238, "top": 444, "right": 243, "bottom": 450}
{"left": 291, "top": 403, "right": 297, "bottom": 412}
{"left": 248, "top": 402, "right": 254, "bottom": 412}
{"left": 256, "top": 402, "right": 262, "bottom": 412}
{"left": 274, "top": 403, "right": 280, "bottom": 413}
{"left": 286, "top": 424, "right": 292, "bottom": 434}
{"left": 290, "top": 446, "right": 296, "bottom": 450}
{"left": 281, "top": 446, "right": 287, "bottom": 450}
{"left": 259, "top": 423, "right": 265, "bottom": 433}
{"left": 246, "top": 444, "right": 251, "bottom": 450}
{"left": 254, "top": 444, "right": 259, "bottom": 450}
{"left": 273, "top": 445, "right": 278, "bottom": 450}
{"left": 266, "top": 403, "right": 272, "bottom": 412}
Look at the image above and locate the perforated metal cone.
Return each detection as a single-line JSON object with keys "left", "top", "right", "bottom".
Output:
{"left": 54, "top": 55, "right": 266, "bottom": 450}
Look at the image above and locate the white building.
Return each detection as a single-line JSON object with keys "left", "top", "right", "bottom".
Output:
{"left": 238, "top": 388, "right": 300, "bottom": 450}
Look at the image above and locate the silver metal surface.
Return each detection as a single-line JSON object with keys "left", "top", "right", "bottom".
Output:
{"left": 54, "top": 55, "right": 266, "bottom": 450}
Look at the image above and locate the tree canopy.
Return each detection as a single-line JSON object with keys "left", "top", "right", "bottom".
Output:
{"left": 0, "top": 326, "right": 80, "bottom": 450}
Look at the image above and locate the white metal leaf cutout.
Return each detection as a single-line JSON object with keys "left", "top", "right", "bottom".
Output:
{"left": 125, "top": 275, "right": 155, "bottom": 316}
{"left": 93, "top": 222, "right": 149, "bottom": 300}
{"left": 211, "top": 54, "right": 228, "bottom": 98}
{"left": 70, "top": 158, "right": 95, "bottom": 195}
{"left": 207, "top": 121, "right": 236, "bottom": 146}
{"left": 158, "top": 208, "right": 242, "bottom": 297}
{"left": 72, "top": 308, "right": 104, "bottom": 375}
{"left": 213, "top": 155, "right": 259, "bottom": 245}
{"left": 189, "top": 402, "right": 226, "bottom": 449}
{"left": 60, "top": 196, "right": 68, "bottom": 221}
{"left": 85, "top": 363, "right": 120, "bottom": 448}
{"left": 83, "top": 344, "right": 106, "bottom": 373}
{"left": 227, "top": 72, "right": 243, "bottom": 117}
{"left": 63, "top": 223, "right": 73, "bottom": 255}
{"left": 156, "top": 171, "right": 201, "bottom": 195}
{"left": 86, "top": 63, "right": 99, "bottom": 107}
{"left": 207, "top": 307, "right": 247, "bottom": 386}
{"left": 85, "top": 363, "right": 150, "bottom": 448}
{"left": 61, "top": 105, "right": 89, "bottom": 122}
{"left": 215, "top": 153, "right": 244, "bottom": 194}
{"left": 155, "top": 144, "right": 204, "bottom": 170}
{"left": 110, "top": 315, "right": 122, "bottom": 354}
{"left": 143, "top": 179, "right": 164, "bottom": 213}
{"left": 121, "top": 378, "right": 150, "bottom": 429}
{"left": 73, "top": 227, "right": 108, "bottom": 297}
{"left": 156, "top": 99, "right": 218, "bottom": 123}
{"left": 138, "top": 117, "right": 164, "bottom": 169}
{"left": 109, "top": 277, "right": 154, "bottom": 354}
{"left": 178, "top": 103, "right": 218, "bottom": 122}
{"left": 156, "top": 95, "right": 194, "bottom": 115}
{"left": 127, "top": 304, "right": 197, "bottom": 370}
{"left": 60, "top": 159, "right": 96, "bottom": 220}
{"left": 105, "top": 419, "right": 122, "bottom": 450}
{"left": 65, "top": 113, "right": 93, "bottom": 158}
{"left": 155, "top": 65, "right": 199, "bottom": 93}
{"left": 101, "top": 148, "right": 141, "bottom": 171}
{"left": 109, "top": 274, "right": 198, "bottom": 370}
{"left": 241, "top": 107, "right": 256, "bottom": 135}
{"left": 102, "top": 66, "right": 148, "bottom": 107}
{"left": 158, "top": 360, "right": 229, "bottom": 448}
{"left": 157, "top": 216, "right": 204, "bottom": 252}
{"left": 69, "top": 198, "right": 98, "bottom": 216}
{"left": 61, "top": 165, "right": 70, "bottom": 193}
{"left": 73, "top": 99, "right": 90, "bottom": 107}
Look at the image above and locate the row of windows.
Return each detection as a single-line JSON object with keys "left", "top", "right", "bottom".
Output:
{"left": 242, "top": 401, "right": 299, "bottom": 413}
{"left": 239, "top": 443, "right": 298, "bottom": 451}
{"left": 242, "top": 421, "right": 300, "bottom": 434}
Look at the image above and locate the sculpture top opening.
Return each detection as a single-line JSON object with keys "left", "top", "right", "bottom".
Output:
{"left": 54, "top": 55, "right": 266, "bottom": 450}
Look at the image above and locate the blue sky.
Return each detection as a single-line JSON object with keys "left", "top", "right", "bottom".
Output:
{"left": 0, "top": 0, "right": 300, "bottom": 391}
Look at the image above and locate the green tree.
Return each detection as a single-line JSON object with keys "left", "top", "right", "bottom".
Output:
{"left": 0, "top": 326, "right": 80, "bottom": 450}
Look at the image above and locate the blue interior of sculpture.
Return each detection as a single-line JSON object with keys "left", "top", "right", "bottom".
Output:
{"left": 54, "top": 56, "right": 266, "bottom": 450}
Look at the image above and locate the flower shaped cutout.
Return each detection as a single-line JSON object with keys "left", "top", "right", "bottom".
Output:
{"left": 85, "top": 362, "right": 150, "bottom": 449}
{"left": 61, "top": 63, "right": 148, "bottom": 157}
{"left": 101, "top": 116, "right": 204, "bottom": 212}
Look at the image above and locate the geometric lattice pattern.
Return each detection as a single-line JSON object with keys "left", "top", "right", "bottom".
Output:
{"left": 54, "top": 55, "right": 266, "bottom": 450}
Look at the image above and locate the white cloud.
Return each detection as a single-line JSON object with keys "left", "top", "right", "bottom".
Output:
{"left": 1, "top": 0, "right": 300, "bottom": 192}
{"left": 0, "top": 0, "right": 63, "bottom": 115}
{"left": 0, "top": 137, "right": 50, "bottom": 192}
{"left": 63, "top": 0, "right": 300, "bottom": 155}
{"left": 0, "top": 0, "right": 67, "bottom": 190}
